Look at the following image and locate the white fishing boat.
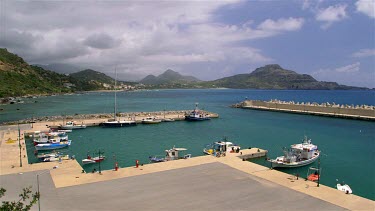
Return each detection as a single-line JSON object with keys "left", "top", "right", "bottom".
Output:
{"left": 203, "top": 137, "right": 241, "bottom": 157}
{"left": 82, "top": 155, "right": 105, "bottom": 165}
{"left": 336, "top": 180, "right": 352, "bottom": 194}
{"left": 149, "top": 146, "right": 191, "bottom": 162}
{"left": 269, "top": 136, "right": 320, "bottom": 168}
{"left": 101, "top": 69, "right": 136, "bottom": 127}
{"left": 59, "top": 121, "right": 86, "bottom": 130}
{"left": 142, "top": 116, "right": 162, "bottom": 124}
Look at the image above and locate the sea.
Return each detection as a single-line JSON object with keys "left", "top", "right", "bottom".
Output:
{"left": 1, "top": 89, "right": 374, "bottom": 200}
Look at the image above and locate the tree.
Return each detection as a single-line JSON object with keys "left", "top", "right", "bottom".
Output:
{"left": 0, "top": 186, "right": 38, "bottom": 211}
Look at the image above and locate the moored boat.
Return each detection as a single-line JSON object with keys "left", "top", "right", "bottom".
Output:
{"left": 35, "top": 140, "right": 72, "bottom": 151}
{"left": 185, "top": 103, "right": 210, "bottom": 121}
{"left": 82, "top": 155, "right": 106, "bottom": 165}
{"left": 149, "top": 146, "right": 191, "bottom": 163}
{"left": 269, "top": 136, "right": 320, "bottom": 168}
{"left": 142, "top": 116, "right": 162, "bottom": 124}
{"left": 203, "top": 137, "right": 241, "bottom": 157}
{"left": 336, "top": 180, "right": 352, "bottom": 194}
{"left": 59, "top": 121, "right": 86, "bottom": 130}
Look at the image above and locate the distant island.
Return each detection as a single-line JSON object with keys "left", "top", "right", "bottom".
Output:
{"left": 0, "top": 48, "right": 369, "bottom": 99}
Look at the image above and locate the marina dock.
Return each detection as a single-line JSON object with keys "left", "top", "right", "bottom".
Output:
{"left": 234, "top": 99, "right": 375, "bottom": 121}
{"left": 0, "top": 124, "right": 373, "bottom": 210}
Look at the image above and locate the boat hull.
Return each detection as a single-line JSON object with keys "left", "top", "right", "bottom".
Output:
{"left": 185, "top": 116, "right": 210, "bottom": 121}
{"left": 269, "top": 153, "right": 320, "bottom": 168}
{"left": 101, "top": 122, "right": 137, "bottom": 127}
{"left": 35, "top": 140, "right": 71, "bottom": 151}
{"left": 59, "top": 125, "right": 86, "bottom": 130}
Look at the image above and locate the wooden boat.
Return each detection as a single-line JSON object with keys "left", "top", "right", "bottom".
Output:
{"left": 35, "top": 140, "right": 72, "bottom": 151}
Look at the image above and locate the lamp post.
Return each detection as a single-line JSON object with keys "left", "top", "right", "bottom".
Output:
{"left": 18, "top": 122, "right": 22, "bottom": 167}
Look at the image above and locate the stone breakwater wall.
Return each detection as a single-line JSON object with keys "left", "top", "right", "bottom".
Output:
{"left": 1, "top": 110, "right": 219, "bottom": 125}
{"left": 235, "top": 100, "right": 375, "bottom": 121}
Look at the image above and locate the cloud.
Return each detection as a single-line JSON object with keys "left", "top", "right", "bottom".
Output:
{"left": 335, "top": 62, "right": 360, "bottom": 73}
{"left": 352, "top": 49, "right": 375, "bottom": 58}
{"left": 315, "top": 4, "right": 347, "bottom": 29}
{"left": 257, "top": 17, "right": 304, "bottom": 32}
{"left": 356, "top": 0, "right": 375, "bottom": 18}
{"left": 311, "top": 62, "right": 374, "bottom": 88}
{"left": 83, "top": 33, "right": 120, "bottom": 49}
{"left": 1, "top": 1, "right": 304, "bottom": 80}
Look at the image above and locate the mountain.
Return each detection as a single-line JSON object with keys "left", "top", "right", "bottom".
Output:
{"left": 0, "top": 48, "right": 114, "bottom": 98}
{"left": 205, "top": 64, "right": 366, "bottom": 90}
{"left": 140, "top": 69, "right": 200, "bottom": 85}
{"left": 70, "top": 69, "right": 114, "bottom": 85}
{"left": 34, "top": 63, "right": 81, "bottom": 74}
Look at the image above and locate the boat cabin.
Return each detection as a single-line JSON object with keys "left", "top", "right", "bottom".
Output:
{"left": 165, "top": 147, "right": 191, "bottom": 161}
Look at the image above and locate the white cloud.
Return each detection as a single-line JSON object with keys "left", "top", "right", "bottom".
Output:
{"left": 352, "top": 49, "right": 375, "bottom": 58}
{"left": 1, "top": 1, "right": 304, "bottom": 80}
{"left": 316, "top": 4, "right": 347, "bottom": 29}
{"left": 356, "top": 0, "right": 375, "bottom": 18}
{"left": 257, "top": 17, "right": 305, "bottom": 31}
{"left": 335, "top": 62, "right": 360, "bottom": 73}
{"left": 311, "top": 62, "right": 374, "bottom": 88}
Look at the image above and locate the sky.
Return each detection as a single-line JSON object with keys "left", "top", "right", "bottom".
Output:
{"left": 0, "top": 0, "right": 374, "bottom": 87}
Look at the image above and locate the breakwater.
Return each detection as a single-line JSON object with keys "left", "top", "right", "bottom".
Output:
{"left": 0, "top": 110, "right": 219, "bottom": 126}
{"left": 233, "top": 99, "right": 375, "bottom": 121}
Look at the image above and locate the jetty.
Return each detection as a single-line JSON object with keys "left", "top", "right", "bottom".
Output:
{"left": 1, "top": 124, "right": 374, "bottom": 210}
{"left": 0, "top": 110, "right": 219, "bottom": 126}
{"left": 234, "top": 99, "right": 375, "bottom": 121}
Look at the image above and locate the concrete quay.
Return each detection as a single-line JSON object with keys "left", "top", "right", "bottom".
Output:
{"left": 0, "top": 125, "right": 374, "bottom": 210}
{"left": 235, "top": 100, "right": 375, "bottom": 121}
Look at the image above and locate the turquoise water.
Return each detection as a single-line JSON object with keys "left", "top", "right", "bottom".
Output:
{"left": 2, "top": 89, "right": 374, "bottom": 200}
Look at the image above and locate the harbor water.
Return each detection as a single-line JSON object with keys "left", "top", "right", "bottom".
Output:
{"left": 1, "top": 89, "right": 374, "bottom": 200}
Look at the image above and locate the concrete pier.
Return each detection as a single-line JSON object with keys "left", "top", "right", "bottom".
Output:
{"left": 1, "top": 124, "right": 374, "bottom": 210}
{"left": 235, "top": 100, "right": 375, "bottom": 121}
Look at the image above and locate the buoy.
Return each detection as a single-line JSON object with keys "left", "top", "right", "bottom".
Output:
{"left": 135, "top": 159, "right": 139, "bottom": 168}
{"left": 115, "top": 162, "right": 118, "bottom": 171}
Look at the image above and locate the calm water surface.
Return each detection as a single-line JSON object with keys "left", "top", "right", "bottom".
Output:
{"left": 1, "top": 89, "right": 374, "bottom": 200}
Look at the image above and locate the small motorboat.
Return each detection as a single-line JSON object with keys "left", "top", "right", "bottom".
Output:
{"left": 307, "top": 173, "right": 320, "bottom": 181}
{"left": 142, "top": 116, "right": 162, "bottom": 124}
{"left": 203, "top": 137, "right": 240, "bottom": 157}
{"left": 336, "top": 180, "right": 352, "bottom": 194}
{"left": 149, "top": 146, "right": 191, "bottom": 163}
{"left": 59, "top": 121, "right": 86, "bottom": 130}
{"left": 82, "top": 155, "right": 105, "bottom": 165}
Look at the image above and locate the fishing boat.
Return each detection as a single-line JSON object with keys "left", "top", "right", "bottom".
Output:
{"left": 203, "top": 137, "right": 241, "bottom": 157}
{"left": 142, "top": 116, "right": 162, "bottom": 124}
{"left": 37, "top": 151, "right": 62, "bottom": 159}
{"left": 59, "top": 121, "right": 86, "bottom": 130}
{"left": 149, "top": 147, "right": 191, "bottom": 162}
{"left": 33, "top": 131, "right": 68, "bottom": 145}
{"left": 82, "top": 155, "right": 106, "bottom": 165}
{"left": 101, "top": 69, "right": 136, "bottom": 127}
{"left": 185, "top": 103, "right": 210, "bottom": 121}
{"left": 336, "top": 180, "right": 352, "bottom": 194}
{"left": 35, "top": 140, "right": 72, "bottom": 151}
{"left": 269, "top": 136, "right": 320, "bottom": 168}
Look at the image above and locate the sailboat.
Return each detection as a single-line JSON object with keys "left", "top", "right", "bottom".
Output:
{"left": 101, "top": 69, "right": 137, "bottom": 127}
